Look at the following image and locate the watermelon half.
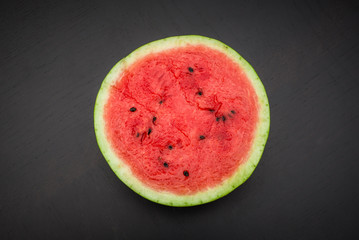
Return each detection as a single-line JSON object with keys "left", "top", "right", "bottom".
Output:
{"left": 94, "top": 35, "right": 270, "bottom": 206}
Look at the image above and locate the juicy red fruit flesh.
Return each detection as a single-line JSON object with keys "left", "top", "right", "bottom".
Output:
{"left": 104, "top": 45, "right": 258, "bottom": 195}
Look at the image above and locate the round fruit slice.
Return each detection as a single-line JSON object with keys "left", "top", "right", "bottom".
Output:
{"left": 94, "top": 35, "right": 270, "bottom": 206}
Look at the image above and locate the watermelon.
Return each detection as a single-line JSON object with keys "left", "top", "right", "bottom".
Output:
{"left": 94, "top": 35, "right": 270, "bottom": 206}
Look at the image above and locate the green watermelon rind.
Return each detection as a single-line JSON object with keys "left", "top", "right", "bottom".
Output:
{"left": 94, "top": 35, "right": 270, "bottom": 207}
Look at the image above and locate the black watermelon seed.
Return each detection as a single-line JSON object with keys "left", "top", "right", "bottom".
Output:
{"left": 152, "top": 117, "right": 157, "bottom": 124}
{"left": 183, "top": 170, "right": 189, "bottom": 177}
{"left": 159, "top": 100, "right": 163, "bottom": 104}
{"left": 222, "top": 116, "right": 226, "bottom": 122}
{"left": 209, "top": 109, "right": 215, "bottom": 112}
{"left": 136, "top": 132, "right": 140, "bottom": 137}
{"left": 168, "top": 145, "right": 173, "bottom": 150}
{"left": 148, "top": 128, "right": 152, "bottom": 135}
{"left": 199, "top": 135, "right": 205, "bottom": 140}
{"left": 216, "top": 117, "right": 220, "bottom": 122}
{"left": 231, "top": 110, "right": 236, "bottom": 114}
{"left": 130, "top": 107, "right": 137, "bottom": 112}
{"left": 163, "top": 162, "right": 169, "bottom": 168}
{"left": 188, "top": 67, "right": 194, "bottom": 72}
{"left": 197, "top": 91, "right": 203, "bottom": 96}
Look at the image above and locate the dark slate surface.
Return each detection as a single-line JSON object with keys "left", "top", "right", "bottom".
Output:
{"left": 1, "top": 0, "right": 358, "bottom": 239}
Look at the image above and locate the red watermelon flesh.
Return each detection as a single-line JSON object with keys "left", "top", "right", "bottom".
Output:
{"left": 104, "top": 45, "right": 258, "bottom": 195}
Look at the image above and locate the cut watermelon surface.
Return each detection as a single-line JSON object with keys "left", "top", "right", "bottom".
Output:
{"left": 94, "top": 36, "right": 270, "bottom": 206}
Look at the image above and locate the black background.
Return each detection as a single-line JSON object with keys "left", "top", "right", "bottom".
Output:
{"left": 1, "top": 0, "right": 359, "bottom": 239}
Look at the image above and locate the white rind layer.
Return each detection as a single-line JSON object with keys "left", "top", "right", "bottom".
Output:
{"left": 94, "top": 35, "right": 270, "bottom": 207}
